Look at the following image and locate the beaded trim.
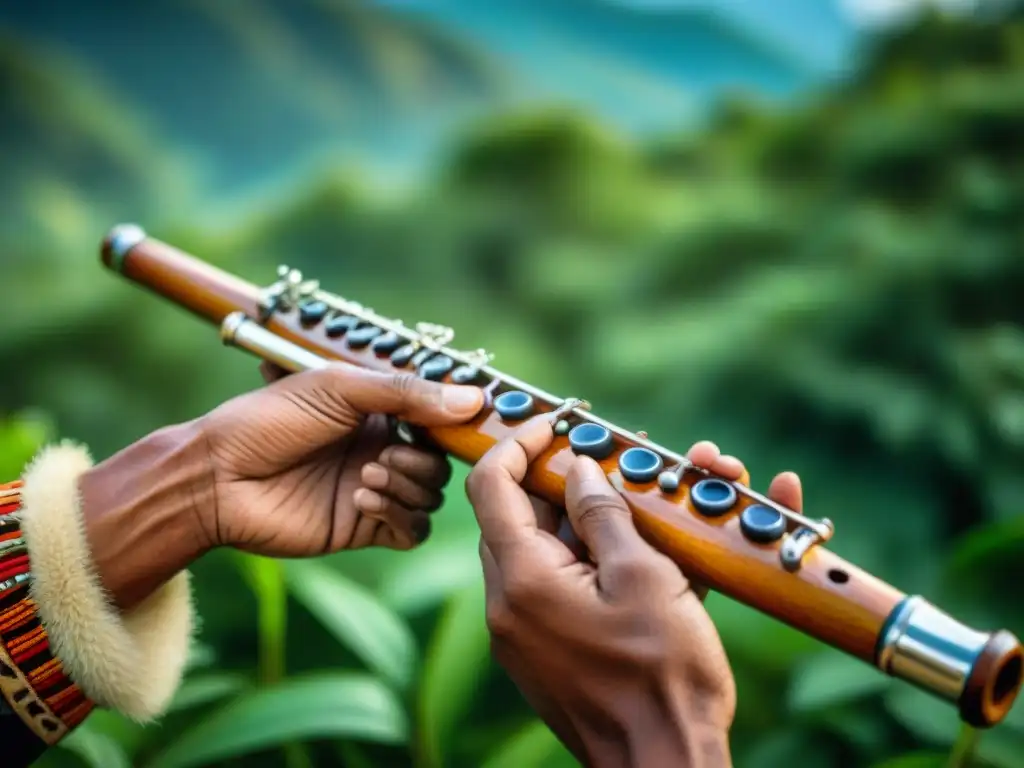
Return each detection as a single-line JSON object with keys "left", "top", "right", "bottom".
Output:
{"left": 0, "top": 480, "right": 95, "bottom": 746}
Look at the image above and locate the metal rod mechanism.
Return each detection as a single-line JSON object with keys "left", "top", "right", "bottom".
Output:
{"left": 220, "top": 312, "right": 329, "bottom": 373}
{"left": 272, "top": 277, "right": 836, "bottom": 543}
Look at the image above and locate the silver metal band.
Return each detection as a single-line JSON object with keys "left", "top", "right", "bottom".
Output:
{"left": 106, "top": 223, "right": 148, "bottom": 272}
{"left": 876, "top": 596, "right": 989, "bottom": 702}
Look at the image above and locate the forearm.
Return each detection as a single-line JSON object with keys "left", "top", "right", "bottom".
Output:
{"left": 0, "top": 429, "right": 205, "bottom": 766}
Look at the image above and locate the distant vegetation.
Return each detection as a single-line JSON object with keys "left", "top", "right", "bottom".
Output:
{"left": 3, "top": 4, "right": 1024, "bottom": 768}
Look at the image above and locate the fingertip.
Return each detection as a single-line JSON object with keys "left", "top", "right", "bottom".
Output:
{"left": 412, "top": 514, "right": 431, "bottom": 544}
{"left": 440, "top": 383, "right": 485, "bottom": 419}
{"left": 768, "top": 471, "right": 803, "bottom": 512}
{"left": 687, "top": 440, "right": 720, "bottom": 469}
{"left": 567, "top": 455, "right": 606, "bottom": 486}
{"left": 360, "top": 462, "right": 389, "bottom": 490}
{"left": 714, "top": 455, "right": 746, "bottom": 481}
{"left": 354, "top": 488, "right": 384, "bottom": 514}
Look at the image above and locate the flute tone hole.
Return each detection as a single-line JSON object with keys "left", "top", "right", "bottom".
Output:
{"left": 828, "top": 569, "right": 849, "bottom": 585}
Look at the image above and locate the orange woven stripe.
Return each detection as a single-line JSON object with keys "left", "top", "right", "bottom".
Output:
{"left": 0, "top": 478, "right": 97, "bottom": 741}
{"left": 29, "top": 658, "right": 61, "bottom": 685}
{"left": 0, "top": 600, "right": 35, "bottom": 633}
{"left": 8, "top": 624, "right": 46, "bottom": 655}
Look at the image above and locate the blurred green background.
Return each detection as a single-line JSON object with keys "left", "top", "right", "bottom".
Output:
{"left": 3, "top": 0, "right": 1024, "bottom": 766}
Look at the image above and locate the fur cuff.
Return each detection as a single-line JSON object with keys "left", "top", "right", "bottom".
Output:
{"left": 17, "top": 441, "right": 195, "bottom": 722}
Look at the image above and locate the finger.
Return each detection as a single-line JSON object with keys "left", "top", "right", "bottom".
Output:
{"left": 564, "top": 456, "right": 655, "bottom": 569}
{"left": 277, "top": 363, "right": 483, "bottom": 428}
{"left": 379, "top": 445, "right": 452, "bottom": 490}
{"left": 711, "top": 455, "right": 749, "bottom": 485}
{"left": 687, "top": 441, "right": 750, "bottom": 485}
{"left": 360, "top": 462, "right": 444, "bottom": 511}
{"left": 464, "top": 414, "right": 556, "bottom": 564}
{"left": 353, "top": 488, "right": 431, "bottom": 549}
{"left": 259, "top": 361, "right": 290, "bottom": 384}
{"left": 687, "top": 440, "right": 721, "bottom": 469}
{"left": 767, "top": 471, "right": 803, "bottom": 513}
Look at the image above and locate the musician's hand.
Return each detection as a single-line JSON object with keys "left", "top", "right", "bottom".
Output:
{"left": 193, "top": 362, "right": 484, "bottom": 557}
{"left": 465, "top": 423, "right": 802, "bottom": 768}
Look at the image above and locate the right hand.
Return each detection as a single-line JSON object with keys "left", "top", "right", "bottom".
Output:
{"left": 466, "top": 415, "right": 803, "bottom": 767}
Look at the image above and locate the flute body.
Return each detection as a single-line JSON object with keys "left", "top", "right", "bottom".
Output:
{"left": 100, "top": 224, "right": 1023, "bottom": 729}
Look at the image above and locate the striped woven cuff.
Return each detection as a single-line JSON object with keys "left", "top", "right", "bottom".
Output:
{"left": 18, "top": 443, "right": 195, "bottom": 723}
{"left": 0, "top": 480, "right": 95, "bottom": 765}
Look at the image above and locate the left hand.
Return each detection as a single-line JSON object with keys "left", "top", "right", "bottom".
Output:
{"left": 197, "top": 361, "right": 484, "bottom": 556}
{"left": 80, "top": 360, "right": 483, "bottom": 611}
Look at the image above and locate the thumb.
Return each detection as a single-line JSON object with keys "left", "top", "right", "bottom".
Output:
{"left": 278, "top": 363, "right": 484, "bottom": 426}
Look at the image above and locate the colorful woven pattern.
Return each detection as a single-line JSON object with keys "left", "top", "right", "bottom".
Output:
{"left": 0, "top": 479, "right": 94, "bottom": 755}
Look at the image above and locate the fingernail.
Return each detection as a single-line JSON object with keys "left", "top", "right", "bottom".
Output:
{"left": 443, "top": 385, "right": 484, "bottom": 414}
{"left": 354, "top": 488, "right": 383, "bottom": 513}
{"left": 573, "top": 456, "right": 605, "bottom": 485}
{"left": 412, "top": 515, "right": 431, "bottom": 543}
{"left": 361, "top": 463, "right": 389, "bottom": 489}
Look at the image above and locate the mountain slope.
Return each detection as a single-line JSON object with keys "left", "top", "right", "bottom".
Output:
{"left": 0, "top": 0, "right": 841, "bottom": 205}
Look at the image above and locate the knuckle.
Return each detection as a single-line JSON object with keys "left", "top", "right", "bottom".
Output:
{"left": 575, "top": 493, "right": 630, "bottom": 527}
{"left": 502, "top": 567, "right": 541, "bottom": 608}
{"left": 465, "top": 463, "right": 502, "bottom": 503}
{"left": 388, "top": 372, "right": 417, "bottom": 399}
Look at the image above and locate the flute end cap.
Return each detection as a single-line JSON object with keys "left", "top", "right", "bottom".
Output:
{"left": 101, "top": 223, "right": 147, "bottom": 271}
{"left": 959, "top": 629, "right": 1023, "bottom": 728}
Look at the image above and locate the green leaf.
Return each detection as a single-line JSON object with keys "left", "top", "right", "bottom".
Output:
{"left": 416, "top": 580, "right": 490, "bottom": 768}
{"left": 739, "top": 729, "right": 836, "bottom": 768}
{"left": 884, "top": 686, "right": 1024, "bottom": 768}
{"left": 235, "top": 554, "right": 288, "bottom": 684}
{"left": 884, "top": 685, "right": 960, "bottom": 745}
{"left": 58, "top": 722, "right": 132, "bottom": 768}
{"left": 284, "top": 559, "right": 418, "bottom": 690}
{"left": 0, "top": 410, "right": 53, "bottom": 478}
{"left": 789, "top": 648, "right": 891, "bottom": 713}
{"left": 184, "top": 641, "right": 218, "bottom": 672}
{"left": 481, "top": 720, "right": 576, "bottom": 768}
{"left": 706, "top": 593, "right": 822, "bottom": 673}
{"left": 167, "top": 672, "right": 251, "bottom": 713}
{"left": 868, "top": 752, "right": 946, "bottom": 768}
{"left": 147, "top": 673, "right": 408, "bottom": 768}
{"left": 376, "top": 529, "right": 481, "bottom": 616}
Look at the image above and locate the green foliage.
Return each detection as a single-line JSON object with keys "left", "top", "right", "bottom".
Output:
{"left": 8, "top": 5, "right": 1024, "bottom": 767}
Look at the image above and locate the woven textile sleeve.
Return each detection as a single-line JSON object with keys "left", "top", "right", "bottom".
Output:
{"left": 0, "top": 479, "right": 95, "bottom": 766}
{"left": 0, "top": 442, "right": 196, "bottom": 767}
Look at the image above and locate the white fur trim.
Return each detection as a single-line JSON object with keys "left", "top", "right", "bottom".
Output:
{"left": 18, "top": 441, "right": 194, "bottom": 722}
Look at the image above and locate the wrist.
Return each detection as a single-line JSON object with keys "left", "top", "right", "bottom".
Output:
{"left": 79, "top": 419, "right": 215, "bottom": 611}
{"left": 580, "top": 690, "right": 732, "bottom": 768}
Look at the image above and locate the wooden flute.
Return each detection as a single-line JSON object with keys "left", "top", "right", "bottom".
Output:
{"left": 99, "top": 224, "right": 1023, "bottom": 729}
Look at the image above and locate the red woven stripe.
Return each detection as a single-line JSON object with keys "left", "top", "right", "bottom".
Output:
{"left": 0, "top": 478, "right": 97, "bottom": 735}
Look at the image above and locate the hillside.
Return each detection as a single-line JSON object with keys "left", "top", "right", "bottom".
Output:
{"left": 0, "top": 0, "right": 840, "bottom": 208}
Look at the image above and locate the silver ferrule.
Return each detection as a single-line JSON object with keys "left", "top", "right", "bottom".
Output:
{"left": 220, "top": 312, "right": 330, "bottom": 373}
{"left": 106, "top": 223, "right": 148, "bottom": 272}
{"left": 876, "top": 596, "right": 989, "bottom": 702}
